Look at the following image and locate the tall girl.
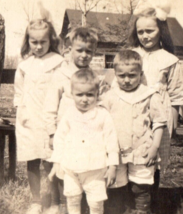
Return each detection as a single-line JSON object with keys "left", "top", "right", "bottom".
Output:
{"left": 14, "top": 19, "right": 64, "bottom": 214}
{"left": 129, "top": 3, "right": 183, "bottom": 199}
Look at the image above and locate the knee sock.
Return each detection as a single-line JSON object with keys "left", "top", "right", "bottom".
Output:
{"left": 27, "top": 159, "right": 41, "bottom": 204}
{"left": 88, "top": 200, "right": 104, "bottom": 214}
{"left": 131, "top": 182, "right": 151, "bottom": 212}
{"left": 67, "top": 194, "right": 82, "bottom": 214}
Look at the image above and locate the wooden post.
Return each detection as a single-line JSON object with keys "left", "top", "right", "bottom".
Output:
{"left": 9, "top": 131, "right": 16, "bottom": 180}
{"left": 0, "top": 133, "right": 5, "bottom": 186}
{"left": 0, "top": 15, "right": 5, "bottom": 83}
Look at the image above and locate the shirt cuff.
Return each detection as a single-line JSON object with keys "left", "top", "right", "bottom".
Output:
{"left": 47, "top": 125, "right": 57, "bottom": 136}
{"left": 152, "top": 122, "right": 166, "bottom": 132}
{"left": 107, "top": 152, "right": 119, "bottom": 166}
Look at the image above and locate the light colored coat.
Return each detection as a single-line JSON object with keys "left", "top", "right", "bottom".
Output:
{"left": 14, "top": 52, "right": 64, "bottom": 161}
{"left": 102, "top": 84, "right": 167, "bottom": 165}
{"left": 134, "top": 47, "right": 183, "bottom": 172}
{"left": 51, "top": 105, "right": 119, "bottom": 172}
{"left": 44, "top": 62, "right": 85, "bottom": 136}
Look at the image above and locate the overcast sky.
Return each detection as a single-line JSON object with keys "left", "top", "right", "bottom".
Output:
{"left": 1, "top": 0, "right": 183, "bottom": 67}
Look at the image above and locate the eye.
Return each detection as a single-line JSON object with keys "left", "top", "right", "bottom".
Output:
{"left": 76, "top": 93, "right": 83, "bottom": 97}
{"left": 146, "top": 30, "right": 154, "bottom": 34}
{"left": 129, "top": 74, "right": 136, "bottom": 78}
{"left": 87, "top": 93, "right": 94, "bottom": 97}
{"left": 86, "top": 50, "right": 92, "bottom": 54}
{"left": 31, "top": 41, "right": 37, "bottom": 45}
{"left": 137, "top": 30, "right": 143, "bottom": 35}
{"left": 76, "top": 49, "right": 83, "bottom": 53}
{"left": 118, "top": 75, "right": 125, "bottom": 78}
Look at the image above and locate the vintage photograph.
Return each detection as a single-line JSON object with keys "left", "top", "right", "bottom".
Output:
{"left": 0, "top": 0, "right": 183, "bottom": 213}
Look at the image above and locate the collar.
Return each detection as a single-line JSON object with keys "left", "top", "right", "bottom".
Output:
{"left": 68, "top": 106, "right": 97, "bottom": 122}
{"left": 133, "top": 47, "right": 178, "bottom": 70}
{"left": 19, "top": 52, "right": 64, "bottom": 73}
{"left": 113, "top": 84, "right": 156, "bottom": 104}
{"left": 61, "top": 61, "right": 90, "bottom": 79}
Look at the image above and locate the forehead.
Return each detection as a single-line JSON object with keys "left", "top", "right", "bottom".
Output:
{"left": 115, "top": 64, "right": 141, "bottom": 74}
{"left": 29, "top": 28, "right": 49, "bottom": 40}
{"left": 136, "top": 17, "right": 158, "bottom": 29}
{"left": 72, "top": 37, "right": 95, "bottom": 49}
{"left": 72, "top": 82, "right": 96, "bottom": 92}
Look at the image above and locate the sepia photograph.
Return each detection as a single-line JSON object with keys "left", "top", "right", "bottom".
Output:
{"left": 0, "top": 0, "right": 183, "bottom": 213}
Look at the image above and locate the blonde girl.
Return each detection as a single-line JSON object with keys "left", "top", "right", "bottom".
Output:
{"left": 14, "top": 19, "right": 64, "bottom": 214}
{"left": 128, "top": 5, "right": 183, "bottom": 211}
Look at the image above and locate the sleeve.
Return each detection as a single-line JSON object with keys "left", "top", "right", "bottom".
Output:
{"left": 43, "top": 69, "right": 65, "bottom": 136}
{"left": 167, "top": 62, "right": 183, "bottom": 106}
{"left": 13, "top": 66, "right": 24, "bottom": 107}
{"left": 103, "top": 111, "right": 119, "bottom": 166}
{"left": 150, "top": 93, "right": 167, "bottom": 131}
{"left": 50, "top": 114, "right": 70, "bottom": 163}
{"left": 98, "top": 91, "right": 112, "bottom": 111}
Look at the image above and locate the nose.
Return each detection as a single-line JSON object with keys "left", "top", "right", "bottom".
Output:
{"left": 142, "top": 32, "right": 148, "bottom": 39}
{"left": 81, "top": 51, "right": 87, "bottom": 58}
{"left": 124, "top": 76, "right": 130, "bottom": 83}
{"left": 37, "top": 43, "right": 42, "bottom": 50}
{"left": 82, "top": 95, "right": 88, "bottom": 102}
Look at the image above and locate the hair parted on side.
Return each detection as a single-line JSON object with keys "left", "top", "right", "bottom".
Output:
{"left": 68, "top": 27, "right": 98, "bottom": 48}
{"left": 71, "top": 68, "right": 99, "bottom": 91}
{"left": 128, "top": 7, "right": 174, "bottom": 54}
{"left": 113, "top": 49, "right": 142, "bottom": 70}
{"left": 21, "top": 19, "right": 60, "bottom": 58}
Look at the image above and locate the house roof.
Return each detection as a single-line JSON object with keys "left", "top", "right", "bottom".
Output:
{"left": 60, "top": 9, "right": 183, "bottom": 47}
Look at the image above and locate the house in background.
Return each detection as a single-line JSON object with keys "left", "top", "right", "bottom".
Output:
{"left": 60, "top": 9, "right": 183, "bottom": 72}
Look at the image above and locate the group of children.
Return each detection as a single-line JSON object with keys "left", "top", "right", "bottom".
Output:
{"left": 14, "top": 5, "right": 183, "bottom": 214}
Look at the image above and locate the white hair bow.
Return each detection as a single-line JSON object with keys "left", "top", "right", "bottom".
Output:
{"left": 134, "top": 0, "right": 171, "bottom": 21}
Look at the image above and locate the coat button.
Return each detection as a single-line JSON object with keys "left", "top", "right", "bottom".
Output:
{"left": 82, "top": 140, "right": 85, "bottom": 143}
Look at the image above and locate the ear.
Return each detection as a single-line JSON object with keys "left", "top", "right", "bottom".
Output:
{"left": 68, "top": 46, "right": 72, "bottom": 51}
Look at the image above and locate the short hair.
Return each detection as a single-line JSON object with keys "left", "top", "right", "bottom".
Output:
{"left": 128, "top": 8, "right": 174, "bottom": 54}
{"left": 71, "top": 68, "right": 99, "bottom": 91}
{"left": 21, "top": 19, "right": 60, "bottom": 58}
{"left": 113, "top": 49, "right": 142, "bottom": 70}
{"left": 69, "top": 27, "right": 98, "bottom": 49}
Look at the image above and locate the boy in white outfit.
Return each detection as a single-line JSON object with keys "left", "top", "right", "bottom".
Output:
{"left": 49, "top": 69, "right": 119, "bottom": 214}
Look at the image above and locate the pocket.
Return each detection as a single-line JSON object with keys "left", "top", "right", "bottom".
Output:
{"left": 17, "top": 105, "right": 29, "bottom": 126}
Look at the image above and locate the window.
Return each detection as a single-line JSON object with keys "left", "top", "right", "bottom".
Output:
{"left": 105, "top": 54, "right": 115, "bottom": 68}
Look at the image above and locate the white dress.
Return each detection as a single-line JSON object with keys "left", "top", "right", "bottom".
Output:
{"left": 14, "top": 52, "right": 64, "bottom": 161}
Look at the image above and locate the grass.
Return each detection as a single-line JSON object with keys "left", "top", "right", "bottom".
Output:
{"left": 0, "top": 142, "right": 52, "bottom": 214}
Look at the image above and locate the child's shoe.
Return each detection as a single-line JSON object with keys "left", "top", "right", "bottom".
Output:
{"left": 26, "top": 203, "right": 42, "bottom": 214}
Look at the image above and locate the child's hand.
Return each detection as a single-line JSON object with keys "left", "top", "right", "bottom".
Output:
{"left": 104, "top": 165, "right": 117, "bottom": 187}
{"left": 48, "top": 163, "right": 59, "bottom": 181}
{"left": 142, "top": 145, "right": 158, "bottom": 167}
{"left": 49, "top": 135, "right": 54, "bottom": 150}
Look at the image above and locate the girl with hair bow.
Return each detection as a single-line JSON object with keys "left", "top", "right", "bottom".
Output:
{"left": 127, "top": 1, "right": 183, "bottom": 213}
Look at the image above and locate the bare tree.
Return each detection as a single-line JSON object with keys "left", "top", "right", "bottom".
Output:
{"left": 75, "top": 0, "right": 102, "bottom": 26}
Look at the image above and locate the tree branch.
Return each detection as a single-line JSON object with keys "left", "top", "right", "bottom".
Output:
{"left": 76, "top": 0, "right": 83, "bottom": 12}
{"left": 87, "top": 0, "right": 101, "bottom": 13}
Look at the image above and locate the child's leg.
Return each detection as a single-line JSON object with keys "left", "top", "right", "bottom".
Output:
{"left": 27, "top": 159, "right": 41, "bottom": 204}
{"left": 67, "top": 194, "right": 82, "bottom": 214}
{"left": 130, "top": 182, "right": 151, "bottom": 213}
{"left": 87, "top": 200, "right": 103, "bottom": 214}
{"left": 104, "top": 186, "right": 128, "bottom": 214}
{"left": 82, "top": 169, "right": 107, "bottom": 214}
{"left": 128, "top": 163, "right": 154, "bottom": 213}
{"left": 43, "top": 161, "right": 61, "bottom": 206}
